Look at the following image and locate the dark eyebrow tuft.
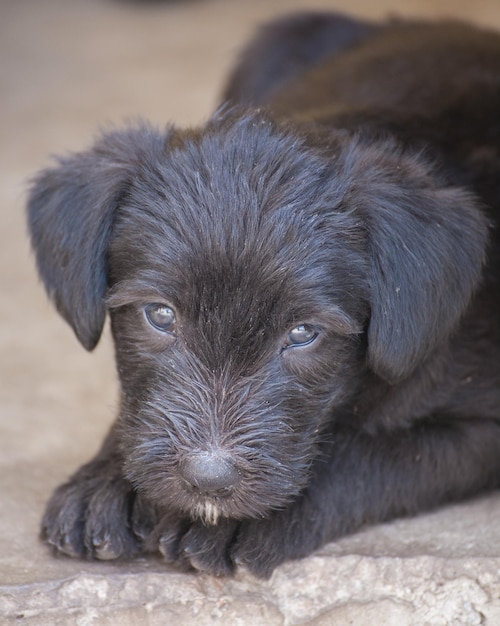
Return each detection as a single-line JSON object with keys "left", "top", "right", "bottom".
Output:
{"left": 106, "top": 278, "right": 171, "bottom": 309}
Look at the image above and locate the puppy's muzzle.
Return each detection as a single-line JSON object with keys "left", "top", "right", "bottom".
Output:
{"left": 179, "top": 450, "right": 241, "bottom": 495}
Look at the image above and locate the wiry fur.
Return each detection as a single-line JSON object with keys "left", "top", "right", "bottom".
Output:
{"left": 28, "top": 12, "right": 500, "bottom": 577}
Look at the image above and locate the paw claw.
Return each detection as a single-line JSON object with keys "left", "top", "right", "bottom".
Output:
{"left": 158, "top": 532, "right": 180, "bottom": 561}
{"left": 53, "top": 533, "right": 81, "bottom": 558}
{"left": 92, "top": 536, "right": 122, "bottom": 560}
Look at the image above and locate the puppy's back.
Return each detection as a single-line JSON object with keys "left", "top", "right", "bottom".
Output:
{"left": 225, "top": 15, "right": 500, "bottom": 122}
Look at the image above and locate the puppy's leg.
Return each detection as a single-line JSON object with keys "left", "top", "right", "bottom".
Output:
{"left": 41, "top": 423, "right": 157, "bottom": 560}
{"left": 222, "top": 11, "right": 379, "bottom": 106}
{"left": 232, "top": 418, "right": 500, "bottom": 577}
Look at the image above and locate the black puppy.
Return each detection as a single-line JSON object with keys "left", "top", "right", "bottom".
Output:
{"left": 28, "top": 12, "right": 500, "bottom": 578}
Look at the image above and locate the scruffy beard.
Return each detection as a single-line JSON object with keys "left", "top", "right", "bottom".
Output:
{"left": 191, "top": 501, "right": 223, "bottom": 525}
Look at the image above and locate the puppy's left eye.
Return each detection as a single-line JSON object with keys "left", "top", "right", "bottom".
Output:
{"left": 144, "top": 303, "right": 176, "bottom": 332}
{"left": 285, "top": 324, "right": 318, "bottom": 348}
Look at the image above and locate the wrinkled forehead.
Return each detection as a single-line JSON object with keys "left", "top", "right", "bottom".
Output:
{"left": 110, "top": 203, "right": 318, "bottom": 328}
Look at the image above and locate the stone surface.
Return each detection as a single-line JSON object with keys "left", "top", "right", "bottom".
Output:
{"left": 1, "top": 0, "right": 500, "bottom": 624}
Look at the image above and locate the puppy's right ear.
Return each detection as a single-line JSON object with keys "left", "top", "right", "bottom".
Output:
{"left": 27, "top": 125, "right": 166, "bottom": 350}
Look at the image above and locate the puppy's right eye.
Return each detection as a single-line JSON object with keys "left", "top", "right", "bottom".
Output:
{"left": 284, "top": 324, "right": 318, "bottom": 349}
{"left": 144, "top": 303, "right": 176, "bottom": 333}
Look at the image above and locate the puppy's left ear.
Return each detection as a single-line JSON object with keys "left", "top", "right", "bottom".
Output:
{"left": 27, "top": 125, "right": 166, "bottom": 350}
{"left": 351, "top": 142, "right": 489, "bottom": 382}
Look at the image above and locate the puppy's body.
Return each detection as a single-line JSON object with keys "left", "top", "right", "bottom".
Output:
{"left": 28, "top": 13, "right": 500, "bottom": 577}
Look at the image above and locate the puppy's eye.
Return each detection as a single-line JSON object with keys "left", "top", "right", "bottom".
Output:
{"left": 285, "top": 324, "right": 318, "bottom": 348}
{"left": 144, "top": 303, "right": 176, "bottom": 332}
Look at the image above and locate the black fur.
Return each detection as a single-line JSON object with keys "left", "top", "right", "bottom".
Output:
{"left": 28, "top": 12, "right": 500, "bottom": 578}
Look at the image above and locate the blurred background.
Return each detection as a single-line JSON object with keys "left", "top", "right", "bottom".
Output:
{"left": 2, "top": 0, "right": 500, "bottom": 603}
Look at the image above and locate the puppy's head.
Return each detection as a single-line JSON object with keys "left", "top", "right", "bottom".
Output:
{"left": 27, "top": 111, "right": 488, "bottom": 522}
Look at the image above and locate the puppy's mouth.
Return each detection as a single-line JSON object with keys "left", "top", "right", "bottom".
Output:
{"left": 190, "top": 499, "right": 227, "bottom": 525}
{"left": 176, "top": 484, "right": 248, "bottom": 525}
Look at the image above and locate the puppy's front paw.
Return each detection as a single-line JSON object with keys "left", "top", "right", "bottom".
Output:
{"left": 41, "top": 462, "right": 157, "bottom": 561}
{"left": 150, "top": 514, "right": 290, "bottom": 578}
{"left": 232, "top": 517, "right": 288, "bottom": 579}
{"left": 149, "top": 515, "right": 239, "bottom": 577}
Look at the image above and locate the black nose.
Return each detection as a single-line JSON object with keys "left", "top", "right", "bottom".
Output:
{"left": 179, "top": 451, "right": 240, "bottom": 494}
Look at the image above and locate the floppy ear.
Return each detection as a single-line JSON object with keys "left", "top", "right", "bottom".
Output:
{"left": 27, "top": 125, "right": 167, "bottom": 350}
{"left": 348, "top": 141, "right": 489, "bottom": 382}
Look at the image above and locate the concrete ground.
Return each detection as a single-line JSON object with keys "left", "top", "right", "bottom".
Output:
{"left": 1, "top": 0, "right": 500, "bottom": 624}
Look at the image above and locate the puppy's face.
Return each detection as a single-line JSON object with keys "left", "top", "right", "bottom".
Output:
{"left": 106, "top": 124, "right": 367, "bottom": 522}
{"left": 27, "top": 112, "right": 487, "bottom": 524}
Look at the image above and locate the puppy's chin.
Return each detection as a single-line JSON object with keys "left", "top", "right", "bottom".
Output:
{"left": 138, "top": 475, "right": 294, "bottom": 523}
